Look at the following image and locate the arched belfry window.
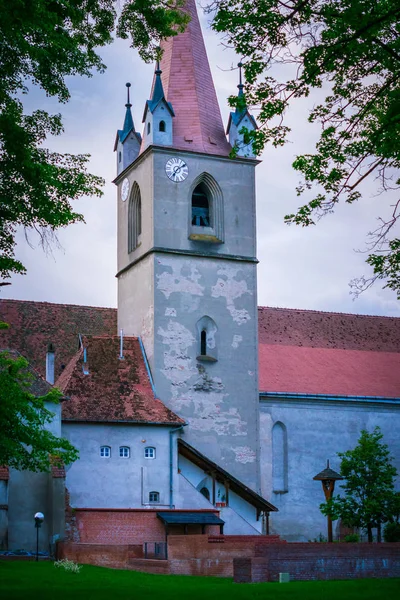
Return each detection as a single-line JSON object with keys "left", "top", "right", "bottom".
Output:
{"left": 159, "top": 120, "right": 166, "bottom": 132}
{"left": 272, "top": 421, "right": 288, "bottom": 493}
{"left": 192, "top": 183, "right": 210, "bottom": 227}
{"left": 189, "top": 173, "right": 224, "bottom": 243}
{"left": 128, "top": 182, "right": 142, "bottom": 253}
{"left": 196, "top": 316, "right": 218, "bottom": 362}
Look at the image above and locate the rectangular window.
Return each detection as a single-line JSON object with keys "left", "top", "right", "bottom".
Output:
{"left": 100, "top": 446, "right": 111, "bottom": 458}
{"left": 149, "top": 491, "right": 159, "bottom": 503}
{"left": 144, "top": 447, "right": 155, "bottom": 459}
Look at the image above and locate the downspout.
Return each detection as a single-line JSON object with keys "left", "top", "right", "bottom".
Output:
{"left": 169, "top": 424, "right": 187, "bottom": 508}
{"left": 138, "top": 336, "right": 156, "bottom": 397}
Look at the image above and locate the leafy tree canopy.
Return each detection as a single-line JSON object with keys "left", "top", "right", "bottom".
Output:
{"left": 0, "top": 351, "right": 78, "bottom": 471}
{"left": 0, "top": 0, "right": 188, "bottom": 283}
{"left": 208, "top": 0, "right": 400, "bottom": 297}
{"left": 320, "top": 427, "right": 399, "bottom": 542}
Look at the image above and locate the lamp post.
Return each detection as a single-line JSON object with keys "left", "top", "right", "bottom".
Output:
{"left": 313, "top": 460, "right": 342, "bottom": 542}
{"left": 34, "top": 512, "right": 44, "bottom": 561}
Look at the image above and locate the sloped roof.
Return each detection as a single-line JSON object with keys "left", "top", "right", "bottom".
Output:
{"left": 147, "top": 0, "right": 231, "bottom": 157}
{"left": 59, "top": 336, "right": 184, "bottom": 425}
{"left": 178, "top": 439, "right": 278, "bottom": 513}
{"left": 0, "top": 299, "right": 117, "bottom": 381}
{"left": 258, "top": 307, "right": 400, "bottom": 398}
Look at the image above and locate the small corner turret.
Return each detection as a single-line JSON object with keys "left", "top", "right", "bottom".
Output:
{"left": 142, "top": 61, "right": 174, "bottom": 150}
{"left": 227, "top": 63, "right": 257, "bottom": 158}
{"left": 114, "top": 83, "right": 142, "bottom": 175}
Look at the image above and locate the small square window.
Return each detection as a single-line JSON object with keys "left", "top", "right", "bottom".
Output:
{"left": 149, "top": 491, "right": 159, "bottom": 503}
{"left": 100, "top": 446, "right": 111, "bottom": 458}
{"left": 144, "top": 447, "right": 156, "bottom": 459}
{"left": 119, "top": 446, "right": 130, "bottom": 458}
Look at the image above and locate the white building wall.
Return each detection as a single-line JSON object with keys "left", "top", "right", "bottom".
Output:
{"left": 260, "top": 397, "right": 400, "bottom": 541}
{"left": 63, "top": 424, "right": 172, "bottom": 509}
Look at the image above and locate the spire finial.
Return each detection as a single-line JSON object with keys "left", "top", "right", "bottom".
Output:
{"left": 126, "top": 82, "right": 132, "bottom": 108}
{"left": 237, "top": 62, "right": 244, "bottom": 95}
{"left": 327, "top": 459, "right": 330, "bottom": 468}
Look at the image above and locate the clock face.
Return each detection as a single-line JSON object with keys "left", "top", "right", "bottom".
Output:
{"left": 121, "top": 178, "right": 130, "bottom": 202}
{"left": 165, "top": 158, "right": 189, "bottom": 182}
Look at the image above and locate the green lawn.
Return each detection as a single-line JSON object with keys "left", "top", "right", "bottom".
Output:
{"left": 1, "top": 561, "right": 399, "bottom": 600}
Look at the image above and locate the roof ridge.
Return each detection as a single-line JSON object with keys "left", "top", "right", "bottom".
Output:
{"left": 0, "top": 298, "right": 116, "bottom": 311}
{"left": 258, "top": 306, "right": 400, "bottom": 320}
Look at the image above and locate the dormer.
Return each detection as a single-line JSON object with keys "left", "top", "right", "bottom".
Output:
{"left": 142, "top": 63, "right": 174, "bottom": 150}
{"left": 226, "top": 63, "right": 257, "bottom": 159}
{"left": 114, "top": 83, "right": 142, "bottom": 175}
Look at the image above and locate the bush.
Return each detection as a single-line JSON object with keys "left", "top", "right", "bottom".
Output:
{"left": 383, "top": 522, "right": 400, "bottom": 542}
{"left": 54, "top": 559, "right": 81, "bottom": 574}
{"left": 344, "top": 534, "right": 359, "bottom": 543}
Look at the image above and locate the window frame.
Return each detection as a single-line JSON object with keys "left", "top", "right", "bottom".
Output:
{"left": 119, "top": 446, "right": 130, "bottom": 458}
{"left": 100, "top": 445, "right": 111, "bottom": 458}
{"left": 144, "top": 446, "right": 156, "bottom": 459}
{"left": 149, "top": 491, "right": 160, "bottom": 503}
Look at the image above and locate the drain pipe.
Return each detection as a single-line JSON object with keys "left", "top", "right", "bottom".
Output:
{"left": 169, "top": 424, "right": 187, "bottom": 508}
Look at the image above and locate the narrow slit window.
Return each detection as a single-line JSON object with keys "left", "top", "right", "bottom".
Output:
{"left": 149, "top": 491, "right": 159, "bottom": 503}
{"left": 147, "top": 122, "right": 151, "bottom": 134}
{"left": 200, "top": 330, "right": 207, "bottom": 356}
{"left": 191, "top": 183, "right": 210, "bottom": 227}
{"left": 159, "top": 120, "right": 166, "bottom": 132}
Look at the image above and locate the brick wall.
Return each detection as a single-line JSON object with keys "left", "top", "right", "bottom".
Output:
{"left": 234, "top": 543, "right": 400, "bottom": 583}
{"left": 71, "top": 509, "right": 166, "bottom": 545}
{"left": 57, "top": 543, "right": 142, "bottom": 569}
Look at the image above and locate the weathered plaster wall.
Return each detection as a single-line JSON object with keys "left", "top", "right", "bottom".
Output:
{"left": 63, "top": 423, "right": 172, "bottom": 509}
{"left": 259, "top": 398, "right": 400, "bottom": 541}
{"left": 153, "top": 253, "right": 259, "bottom": 489}
{"left": 117, "top": 148, "right": 260, "bottom": 491}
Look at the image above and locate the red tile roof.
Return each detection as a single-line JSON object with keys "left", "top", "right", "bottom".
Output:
{"left": 259, "top": 345, "right": 400, "bottom": 397}
{"left": 2, "top": 300, "right": 399, "bottom": 401}
{"left": 146, "top": 0, "right": 231, "bottom": 157}
{"left": 258, "top": 307, "right": 400, "bottom": 397}
{"left": 258, "top": 306, "right": 400, "bottom": 351}
{"left": 59, "top": 336, "right": 184, "bottom": 425}
{"left": 0, "top": 299, "right": 117, "bottom": 381}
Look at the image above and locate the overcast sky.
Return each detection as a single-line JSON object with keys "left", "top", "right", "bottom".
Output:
{"left": 2, "top": 6, "right": 399, "bottom": 317}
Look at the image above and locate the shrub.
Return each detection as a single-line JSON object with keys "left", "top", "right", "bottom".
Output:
{"left": 383, "top": 522, "right": 400, "bottom": 542}
{"left": 344, "top": 534, "right": 359, "bottom": 543}
{"left": 54, "top": 559, "right": 81, "bottom": 574}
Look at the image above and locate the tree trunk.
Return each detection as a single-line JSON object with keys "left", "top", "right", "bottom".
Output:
{"left": 377, "top": 523, "right": 382, "bottom": 543}
{"left": 367, "top": 524, "right": 373, "bottom": 543}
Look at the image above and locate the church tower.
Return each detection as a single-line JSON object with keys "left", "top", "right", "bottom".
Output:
{"left": 115, "top": 0, "right": 260, "bottom": 490}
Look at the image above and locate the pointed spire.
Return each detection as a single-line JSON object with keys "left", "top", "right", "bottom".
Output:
{"left": 237, "top": 62, "right": 244, "bottom": 98}
{"left": 114, "top": 82, "right": 141, "bottom": 174}
{"left": 122, "top": 82, "right": 134, "bottom": 135}
{"left": 144, "top": 61, "right": 174, "bottom": 117}
{"left": 142, "top": 0, "right": 231, "bottom": 156}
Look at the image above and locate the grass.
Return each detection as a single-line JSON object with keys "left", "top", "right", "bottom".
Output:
{"left": 0, "top": 561, "right": 399, "bottom": 600}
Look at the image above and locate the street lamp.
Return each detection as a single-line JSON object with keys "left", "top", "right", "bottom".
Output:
{"left": 34, "top": 512, "right": 44, "bottom": 561}
{"left": 313, "top": 460, "right": 343, "bottom": 542}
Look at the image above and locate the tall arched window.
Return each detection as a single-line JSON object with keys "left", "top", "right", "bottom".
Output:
{"left": 159, "top": 120, "right": 166, "bottom": 132}
{"left": 191, "top": 183, "right": 210, "bottom": 227}
{"left": 128, "top": 182, "right": 142, "bottom": 253}
{"left": 189, "top": 173, "right": 224, "bottom": 243}
{"left": 272, "top": 421, "right": 288, "bottom": 493}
